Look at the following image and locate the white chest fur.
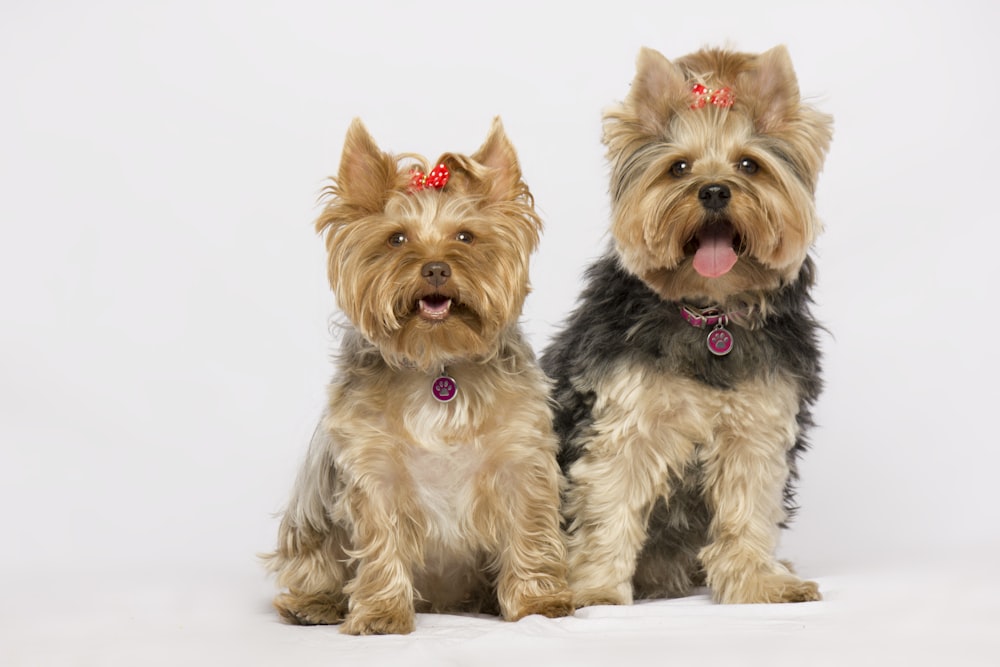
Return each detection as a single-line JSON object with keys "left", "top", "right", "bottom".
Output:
{"left": 395, "top": 385, "right": 487, "bottom": 548}
{"left": 405, "top": 439, "right": 483, "bottom": 548}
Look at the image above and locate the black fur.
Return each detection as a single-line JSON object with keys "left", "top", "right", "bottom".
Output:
{"left": 541, "top": 252, "right": 823, "bottom": 598}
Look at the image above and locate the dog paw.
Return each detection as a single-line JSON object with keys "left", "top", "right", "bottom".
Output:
{"left": 273, "top": 592, "right": 347, "bottom": 625}
{"left": 508, "top": 591, "right": 575, "bottom": 620}
{"left": 340, "top": 607, "right": 416, "bottom": 635}
{"left": 770, "top": 576, "right": 821, "bottom": 603}
{"left": 571, "top": 587, "right": 630, "bottom": 609}
{"left": 716, "top": 574, "right": 821, "bottom": 604}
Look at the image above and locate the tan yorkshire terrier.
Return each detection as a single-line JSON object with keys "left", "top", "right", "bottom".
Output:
{"left": 542, "top": 46, "right": 833, "bottom": 606}
{"left": 263, "top": 118, "right": 573, "bottom": 634}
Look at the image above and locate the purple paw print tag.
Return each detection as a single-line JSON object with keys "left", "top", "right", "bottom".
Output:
{"left": 431, "top": 376, "right": 457, "bottom": 402}
{"left": 707, "top": 326, "right": 734, "bottom": 356}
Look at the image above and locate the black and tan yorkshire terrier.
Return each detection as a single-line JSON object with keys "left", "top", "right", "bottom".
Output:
{"left": 542, "top": 46, "right": 833, "bottom": 607}
{"left": 263, "top": 119, "right": 573, "bottom": 634}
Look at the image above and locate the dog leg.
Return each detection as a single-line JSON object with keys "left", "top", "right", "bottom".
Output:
{"left": 337, "top": 473, "right": 428, "bottom": 635}
{"left": 698, "top": 384, "right": 820, "bottom": 604}
{"left": 264, "top": 518, "right": 350, "bottom": 625}
{"left": 482, "top": 444, "right": 574, "bottom": 621}
{"left": 563, "top": 425, "right": 687, "bottom": 607}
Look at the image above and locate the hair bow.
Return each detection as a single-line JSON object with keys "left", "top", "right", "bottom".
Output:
{"left": 409, "top": 164, "right": 450, "bottom": 192}
{"left": 690, "top": 84, "right": 735, "bottom": 110}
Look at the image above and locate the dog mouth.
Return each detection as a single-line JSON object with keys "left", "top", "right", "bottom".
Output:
{"left": 417, "top": 294, "right": 453, "bottom": 321}
{"left": 686, "top": 220, "right": 741, "bottom": 278}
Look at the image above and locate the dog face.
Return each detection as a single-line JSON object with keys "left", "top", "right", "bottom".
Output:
{"left": 316, "top": 118, "right": 541, "bottom": 370}
{"left": 604, "top": 46, "right": 833, "bottom": 304}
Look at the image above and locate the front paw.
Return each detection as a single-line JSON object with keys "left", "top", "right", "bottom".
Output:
{"left": 507, "top": 590, "right": 575, "bottom": 620}
{"left": 715, "top": 573, "right": 821, "bottom": 604}
{"left": 570, "top": 586, "right": 630, "bottom": 609}
{"left": 567, "top": 573, "right": 633, "bottom": 609}
{"left": 340, "top": 604, "right": 416, "bottom": 635}
{"left": 273, "top": 591, "right": 346, "bottom": 625}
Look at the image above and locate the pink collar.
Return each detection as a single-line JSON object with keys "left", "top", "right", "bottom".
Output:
{"left": 679, "top": 304, "right": 742, "bottom": 328}
{"left": 679, "top": 304, "right": 744, "bottom": 356}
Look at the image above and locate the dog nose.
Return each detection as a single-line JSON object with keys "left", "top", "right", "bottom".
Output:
{"left": 698, "top": 184, "right": 731, "bottom": 211}
{"left": 421, "top": 261, "right": 451, "bottom": 287}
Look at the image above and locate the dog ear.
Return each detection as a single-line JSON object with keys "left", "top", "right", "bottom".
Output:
{"left": 625, "top": 47, "right": 690, "bottom": 134}
{"left": 738, "top": 46, "right": 801, "bottom": 133}
{"left": 470, "top": 117, "right": 523, "bottom": 201}
{"left": 333, "top": 118, "right": 398, "bottom": 213}
{"left": 439, "top": 117, "right": 525, "bottom": 203}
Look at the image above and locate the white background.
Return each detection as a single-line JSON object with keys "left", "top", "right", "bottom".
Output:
{"left": 2, "top": 0, "right": 999, "bottom": 664}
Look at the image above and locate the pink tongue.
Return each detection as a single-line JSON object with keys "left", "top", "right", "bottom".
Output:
{"left": 692, "top": 227, "right": 738, "bottom": 278}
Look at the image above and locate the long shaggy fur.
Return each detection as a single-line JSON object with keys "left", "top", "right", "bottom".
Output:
{"left": 263, "top": 118, "right": 573, "bottom": 634}
{"left": 542, "top": 45, "right": 833, "bottom": 606}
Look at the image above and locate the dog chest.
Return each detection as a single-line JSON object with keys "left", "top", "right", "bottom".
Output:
{"left": 406, "top": 439, "right": 483, "bottom": 547}
{"left": 593, "top": 365, "right": 801, "bottom": 452}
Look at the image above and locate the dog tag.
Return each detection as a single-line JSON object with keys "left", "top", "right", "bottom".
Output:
{"left": 431, "top": 376, "right": 458, "bottom": 402}
{"left": 707, "top": 326, "right": 734, "bottom": 356}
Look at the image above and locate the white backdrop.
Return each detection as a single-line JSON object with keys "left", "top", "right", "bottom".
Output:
{"left": 2, "top": 0, "right": 999, "bottom": 651}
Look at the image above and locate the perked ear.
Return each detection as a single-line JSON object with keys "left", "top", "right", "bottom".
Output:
{"left": 471, "top": 117, "right": 522, "bottom": 202}
{"left": 738, "top": 45, "right": 801, "bottom": 133}
{"left": 334, "top": 118, "right": 398, "bottom": 213}
{"left": 626, "top": 47, "right": 690, "bottom": 134}
{"left": 439, "top": 117, "right": 524, "bottom": 203}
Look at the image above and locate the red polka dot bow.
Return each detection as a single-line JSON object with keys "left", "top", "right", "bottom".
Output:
{"left": 409, "top": 163, "right": 450, "bottom": 192}
{"left": 690, "top": 84, "right": 735, "bottom": 109}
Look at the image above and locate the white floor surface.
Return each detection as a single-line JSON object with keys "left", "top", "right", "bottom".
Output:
{"left": 5, "top": 552, "right": 997, "bottom": 667}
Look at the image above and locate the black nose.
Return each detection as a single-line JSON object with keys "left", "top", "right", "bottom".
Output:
{"left": 421, "top": 261, "right": 451, "bottom": 287}
{"left": 698, "top": 184, "right": 731, "bottom": 211}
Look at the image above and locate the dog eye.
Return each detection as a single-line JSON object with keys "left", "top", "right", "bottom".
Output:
{"left": 456, "top": 231, "right": 475, "bottom": 244}
{"left": 387, "top": 232, "right": 407, "bottom": 247}
{"left": 670, "top": 160, "right": 690, "bottom": 177}
{"left": 738, "top": 158, "right": 759, "bottom": 174}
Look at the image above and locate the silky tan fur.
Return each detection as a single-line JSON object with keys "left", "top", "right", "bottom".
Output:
{"left": 542, "top": 46, "right": 833, "bottom": 606}
{"left": 263, "top": 119, "right": 573, "bottom": 634}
